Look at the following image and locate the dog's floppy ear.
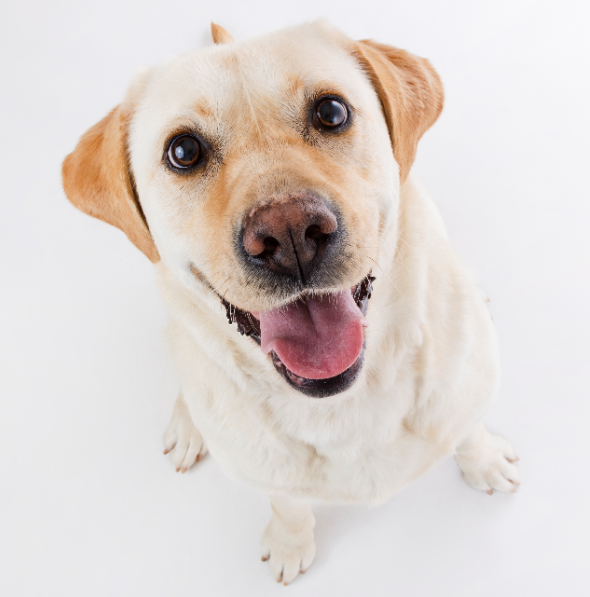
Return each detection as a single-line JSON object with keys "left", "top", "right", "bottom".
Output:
{"left": 354, "top": 40, "right": 444, "bottom": 182}
{"left": 62, "top": 104, "right": 160, "bottom": 263}
{"left": 211, "top": 22, "right": 234, "bottom": 44}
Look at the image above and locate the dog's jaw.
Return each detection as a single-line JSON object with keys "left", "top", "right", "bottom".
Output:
{"left": 269, "top": 345, "right": 366, "bottom": 398}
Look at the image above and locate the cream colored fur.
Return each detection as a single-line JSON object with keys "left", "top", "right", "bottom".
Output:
{"left": 64, "top": 21, "right": 519, "bottom": 585}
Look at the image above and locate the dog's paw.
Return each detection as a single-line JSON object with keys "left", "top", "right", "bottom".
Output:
{"left": 261, "top": 516, "right": 316, "bottom": 585}
{"left": 163, "top": 396, "right": 207, "bottom": 473}
{"left": 455, "top": 430, "right": 520, "bottom": 494}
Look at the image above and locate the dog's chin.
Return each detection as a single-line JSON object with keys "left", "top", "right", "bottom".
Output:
{"left": 270, "top": 346, "right": 365, "bottom": 398}
{"left": 220, "top": 274, "right": 374, "bottom": 398}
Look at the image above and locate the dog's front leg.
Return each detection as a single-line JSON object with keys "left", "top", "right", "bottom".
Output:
{"left": 454, "top": 423, "right": 520, "bottom": 494}
{"left": 261, "top": 494, "right": 316, "bottom": 585}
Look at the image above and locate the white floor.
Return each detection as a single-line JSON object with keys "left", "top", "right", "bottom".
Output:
{"left": 1, "top": 1, "right": 589, "bottom": 595}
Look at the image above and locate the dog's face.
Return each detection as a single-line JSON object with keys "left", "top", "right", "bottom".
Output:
{"left": 63, "top": 22, "right": 443, "bottom": 397}
{"left": 131, "top": 24, "right": 392, "bottom": 311}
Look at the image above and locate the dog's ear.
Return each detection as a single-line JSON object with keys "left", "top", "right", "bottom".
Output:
{"left": 62, "top": 103, "right": 160, "bottom": 263}
{"left": 211, "top": 22, "right": 234, "bottom": 44}
{"left": 354, "top": 40, "right": 444, "bottom": 182}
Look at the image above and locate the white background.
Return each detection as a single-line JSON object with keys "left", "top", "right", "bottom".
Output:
{"left": 1, "top": 0, "right": 589, "bottom": 595}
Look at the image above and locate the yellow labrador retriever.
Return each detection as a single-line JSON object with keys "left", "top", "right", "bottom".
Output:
{"left": 62, "top": 21, "right": 519, "bottom": 585}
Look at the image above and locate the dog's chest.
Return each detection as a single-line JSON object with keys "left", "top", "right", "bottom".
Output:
{"left": 194, "top": 382, "right": 445, "bottom": 505}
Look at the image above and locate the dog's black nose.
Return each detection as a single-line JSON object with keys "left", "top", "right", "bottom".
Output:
{"left": 242, "top": 195, "right": 339, "bottom": 284}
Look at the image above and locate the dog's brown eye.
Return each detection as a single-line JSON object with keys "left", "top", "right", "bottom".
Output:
{"left": 168, "top": 135, "right": 201, "bottom": 168}
{"left": 315, "top": 98, "right": 348, "bottom": 129}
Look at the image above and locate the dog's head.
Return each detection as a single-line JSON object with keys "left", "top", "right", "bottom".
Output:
{"left": 62, "top": 22, "right": 443, "bottom": 397}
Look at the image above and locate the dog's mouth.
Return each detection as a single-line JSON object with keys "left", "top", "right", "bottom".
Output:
{"left": 221, "top": 275, "right": 374, "bottom": 397}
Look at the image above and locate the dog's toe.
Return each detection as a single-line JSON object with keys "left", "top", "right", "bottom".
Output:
{"left": 163, "top": 398, "right": 207, "bottom": 473}
{"left": 455, "top": 431, "right": 520, "bottom": 495}
{"left": 261, "top": 521, "right": 315, "bottom": 585}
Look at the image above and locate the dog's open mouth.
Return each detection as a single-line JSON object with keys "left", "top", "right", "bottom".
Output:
{"left": 222, "top": 275, "right": 374, "bottom": 397}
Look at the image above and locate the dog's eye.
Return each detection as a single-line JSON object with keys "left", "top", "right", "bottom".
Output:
{"left": 167, "top": 135, "right": 201, "bottom": 169}
{"left": 314, "top": 98, "right": 348, "bottom": 129}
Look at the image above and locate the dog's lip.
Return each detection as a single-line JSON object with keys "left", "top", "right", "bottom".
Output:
{"left": 249, "top": 277, "right": 374, "bottom": 320}
{"left": 248, "top": 288, "right": 363, "bottom": 321}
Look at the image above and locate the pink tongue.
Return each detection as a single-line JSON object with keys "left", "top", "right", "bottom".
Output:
{"left": 258, "top": 291, "right": 367, "bottom": 380}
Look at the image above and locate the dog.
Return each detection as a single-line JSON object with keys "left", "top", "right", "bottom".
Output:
{"left": 62, "top": 21, "right": 520, "bottom": 585}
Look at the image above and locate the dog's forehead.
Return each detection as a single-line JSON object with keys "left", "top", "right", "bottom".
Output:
{"left": 138, "top": 25, "right": 371, "bottom": 142}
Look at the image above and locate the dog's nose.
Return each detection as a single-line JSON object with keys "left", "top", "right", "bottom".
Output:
{"left": 242, "top": 196, "right": 339, "bottom": 283}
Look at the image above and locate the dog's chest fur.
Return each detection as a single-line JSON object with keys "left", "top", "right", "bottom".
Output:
{"left": 157, "top": 177, "right": 499, "bottom": 505}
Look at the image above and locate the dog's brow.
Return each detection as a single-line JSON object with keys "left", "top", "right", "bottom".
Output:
{"left": 193, "top": 102, "right": 215, "bottom": 120}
